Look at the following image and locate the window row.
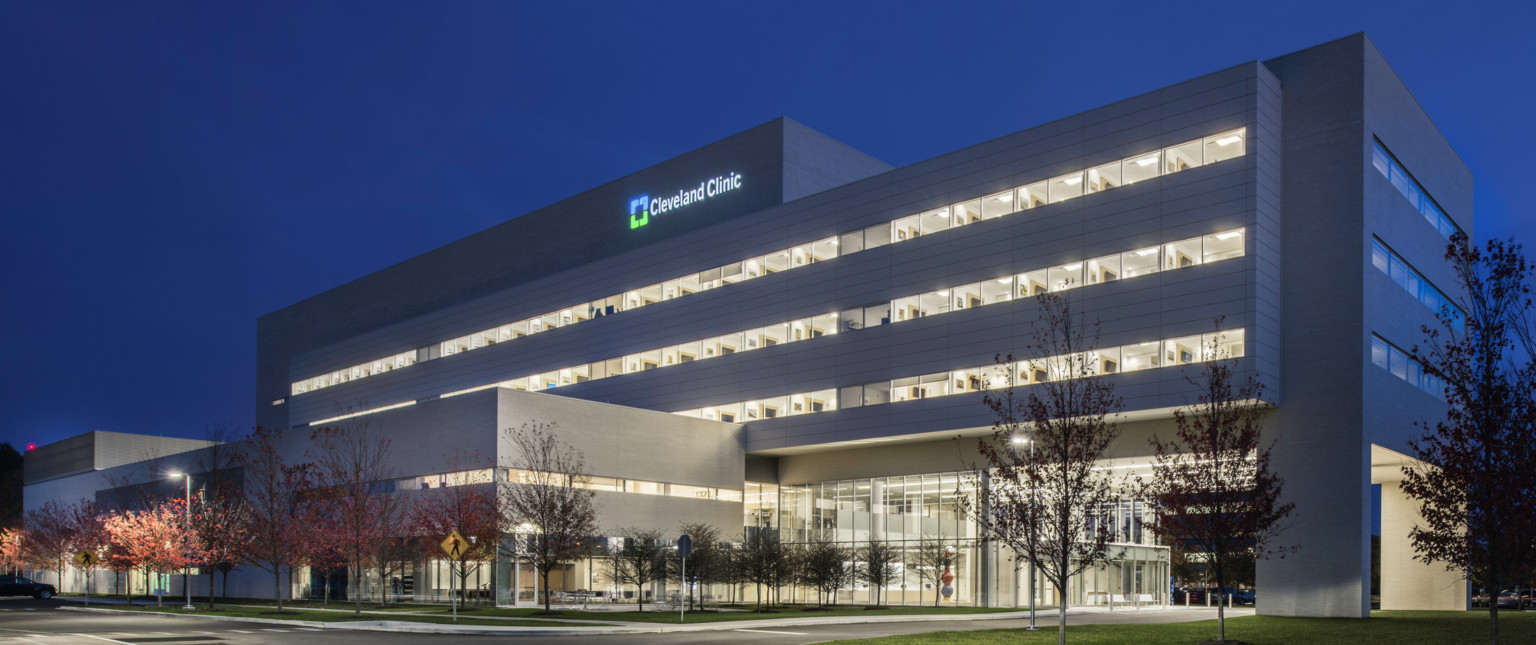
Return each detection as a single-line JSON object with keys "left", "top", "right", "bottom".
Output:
{"left": 507, "top": 468, "right": 743, "bottom": 502}
{"left": 1371, "top": 238, "right": 1464, "bottom": 328}
{"left": 292, "top": 127, "right": 1250, "bottom": 397}
{"left": 868, "top": 229, "right": 1243, "bottom": 327}
{"left": 1372, "top": 139, "right": 1460, "bottom": 240}
{"left": 398, "top": 468, "right": 495, "bottom": 490}
{"left": 293, "top": 349, "right": 418, "bottom": 395}
{"left": 674, "top": 329, "right": 1246, "bottom": 422}
{"left": 440, "top": 312, "right": 843, "bottom": 398}
{"left": 1370, "top": 334, "right": 1446, "bottom": 399}
{"left": 438, "top": 230, "right": 1247, "bottom": 401}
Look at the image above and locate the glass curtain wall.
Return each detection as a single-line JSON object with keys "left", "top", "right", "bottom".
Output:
{"left": 758, "top": 471, "right": 1169, "bottom": 608}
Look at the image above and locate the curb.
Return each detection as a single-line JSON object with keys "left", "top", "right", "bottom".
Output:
{"left": 59, "top": 606, "right": 333, "bottom": 629}
{"left": 54, "top": 603, "right": 1152, "bottom": 636}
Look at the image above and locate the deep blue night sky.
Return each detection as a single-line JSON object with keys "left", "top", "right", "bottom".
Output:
{"left": 2, "top": 1, "right": 1532, "bottom": 452}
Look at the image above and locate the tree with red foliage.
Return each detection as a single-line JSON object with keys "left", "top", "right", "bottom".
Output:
{"left": 960, "top": 293, "right": 1124, "bottom": 645}
{"left": 191, "top": 491, "right": 249, "bottom": 609}
{"left": 407, "top": 453, "right": 499, "bottom": 604}
{"left": 69, "top": 501, "right": 109, "bottom": 601}
{"left": 303, "top": 504, "right": 349, "bottom": 606}
{"left": 310, "top": 418, "right": 403, "bottom": 616}
{"left": 0, "top": 527, "right": 24, "bottom": 576}
{"left": 1138, "top": 322, "right": 1294, "bottom": 644}
{"left": 1405, "top": 234, "right": 1536, "bottom": 645}
{"left": 241, "top": 427, "right": 315, "bottom": 612}
{"left": 104, "top": 501, "right": 190, "bottom": 606}
{"left": 100, "top": 518, "right": 140, "bottom": 604}
{"left": 22, "top": 499, "right": 96, "bottom": 592}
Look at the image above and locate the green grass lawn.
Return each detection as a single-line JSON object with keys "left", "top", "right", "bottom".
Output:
{"left": 820, "top": 611, "right": 1536, "bottom": 644}
{"left": 72, "top": 603, "right": 609, "bottom": 627}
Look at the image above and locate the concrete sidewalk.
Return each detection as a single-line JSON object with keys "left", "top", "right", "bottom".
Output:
{"left": 58, "top": 597, "right": 1237, "bottom": 637}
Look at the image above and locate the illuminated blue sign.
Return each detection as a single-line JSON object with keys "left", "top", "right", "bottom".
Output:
{"left": 628, "top": 172, "right": 743, "bottom": 230}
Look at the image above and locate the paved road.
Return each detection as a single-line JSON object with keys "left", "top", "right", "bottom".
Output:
{"left": 0, "top": 597, "right": 1243, "bottom": 644}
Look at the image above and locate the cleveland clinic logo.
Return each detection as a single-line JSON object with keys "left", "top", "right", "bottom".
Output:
{"left": 629, "top": 196, "right": 650, "bottom": 229}
{"left": 628, "top": 172, "right": 743, "bottom": 230}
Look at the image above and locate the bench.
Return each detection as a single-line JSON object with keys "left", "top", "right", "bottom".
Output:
{"left": 1109, "top": 593, "right": 1157, "bottom": 609}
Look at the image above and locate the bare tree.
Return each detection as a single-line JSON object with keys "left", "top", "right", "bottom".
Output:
{"left": 910, "top": 533, "right": 957, "bottom": 607}
{"left": 1404, "top": 234, "right": 1536, "bottom": 645}
{"left": 961, "top": 293, "right": 1124, "bottom": 645}
{"left": 669, "top": 523, "right": 725, "bottom": 611}
{"left": 858, "top": 537, "right": 899, "bottom": 608}
{"left": 737, "top": 528, "right": 786, "bottom": 611}
{"left": 605, "top": 528, "right": 665, "bottom": 610}
{"left": 1138, "top": 322, "right": 1294, "bottom": 643}
{"left": 798, "top": 531, "right": 853, "bottom": 607}
{"left": 497, "top": 422, "right": 597, "bottom": 613}
{"left": 310, "top": 415, "right": 401, "bottom": 616}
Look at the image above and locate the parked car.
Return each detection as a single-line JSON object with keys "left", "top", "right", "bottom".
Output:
{"left": 1496, "top": 590, "right": 1523, "bottom": 609}
{"left": 1472, "top": 588, "right": 1490, "bottom": 607}
{"left": 1202, "top": 587, "right": 1255, "bottom": 606}
{"left": 1172, "top": 587, "right": 1206, "bottom": 604}
{"left": 1226, "top": 588, "right": 1257, "bottom": 605}
{"left": 0, "top": 575, "right": 55, "bottom": 599}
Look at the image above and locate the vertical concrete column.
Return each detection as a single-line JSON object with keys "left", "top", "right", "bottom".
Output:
{"left": 1379, "top": 481, "right": 1466, "bottom": 610}
{"left": 979, "top": 471, "right": 995, "bottom": 607}
{"left": 1257, "top": 423, "right": 1370, "bottom": 617}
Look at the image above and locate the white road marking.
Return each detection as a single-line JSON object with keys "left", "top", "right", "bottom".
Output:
{"left": 260, "top": 629, "right": 290, "bottom": 632}
{"left": 71, "top": 635, "right": 136, "bottom": 645}
{"left": 228, "top": 629, "right": 254, "bottom": 633}
{"left": 732, "top": 629, "right": 809, "bottom": 635}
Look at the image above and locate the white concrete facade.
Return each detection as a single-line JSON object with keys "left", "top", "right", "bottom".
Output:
{"left": 24, "top": 34, "right": 1474, "bottom": 617}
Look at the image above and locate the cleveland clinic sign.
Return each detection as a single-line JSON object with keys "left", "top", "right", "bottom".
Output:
{"left": 629, "top": 172, "right": 743, "bottom": 229}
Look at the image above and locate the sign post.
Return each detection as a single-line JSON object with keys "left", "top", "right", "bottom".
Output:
{"left": 676, "top": 535, "right": 692, "bottom": 623}
{"left": 439, "top": 530, "right": 468, "bottom": 622}
{"left": 74, "top": 550, "right": 97, "bottom": 606}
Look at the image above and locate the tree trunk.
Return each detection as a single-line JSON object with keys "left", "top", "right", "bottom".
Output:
{"left": 1491, "top": 601, "right": 1500, "bottom": 645}
{"left": 274, "top": 570, "right": 283, "bottom": 611}
{"left": 1218, "top": 599, "right": 1226, "bottom": 642}
{"left": 1057, "top": 578, "right": 1069, "bottom": 645}
{"left": 353, "top": 556, "right": 362, "bottom": 616}
{"left": 541, "top": 568, "right": 552, "bottom": 612}
{"left": 207, "top": 567, "right": 216, "bottom": 609}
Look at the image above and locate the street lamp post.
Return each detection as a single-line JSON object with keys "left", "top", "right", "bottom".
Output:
{"left": 168, "top": 472, "right": 195, "bottom": 610}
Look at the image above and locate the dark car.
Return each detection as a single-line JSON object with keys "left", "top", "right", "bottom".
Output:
{"left": 1472, "top": 588, "right": 1490, "bottom": 607}
{"left": 0, "top": 575, "right": 56, "bottom": 599}
{"left": 1496, "top": 590, "right": 1523, "bottom": 609}
{"left": 1173, "top": 587, "right": 1206, "bottom": 604}
{"left": 1203, "top": 587, "right": 1254, "bottom": 606}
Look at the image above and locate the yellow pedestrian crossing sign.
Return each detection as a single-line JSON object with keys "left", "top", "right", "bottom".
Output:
{"left": 74, "top": 549, "right": 98, "bottom": 568}
{"left": 439, "top": 530, "right": 468, "bottom": 560}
